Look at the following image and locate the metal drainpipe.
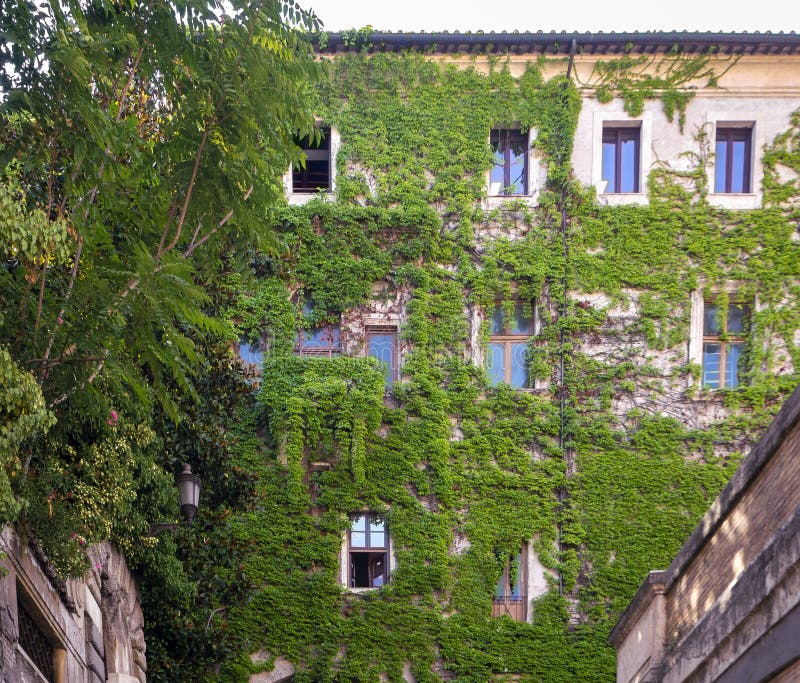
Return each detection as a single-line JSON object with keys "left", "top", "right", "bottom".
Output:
{"left": 557, "top": 38, "right": 577, "bottom": 597}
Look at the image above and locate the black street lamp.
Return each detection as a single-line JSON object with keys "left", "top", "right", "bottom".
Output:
{"left": 149, "top": 463, "right": 202, "bottom": 533}
{"left": 176, "top": 463, "right": 202, "bottom": 524}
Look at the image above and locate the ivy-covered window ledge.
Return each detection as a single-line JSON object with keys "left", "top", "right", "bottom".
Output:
{"left": 483, "top": 194, "right": 541, "bottom": 211}
{"left": 285, "top": 187, "right": 336, "bottom": 206}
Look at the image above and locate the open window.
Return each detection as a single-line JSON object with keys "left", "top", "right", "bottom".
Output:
{"left": 492, "top": 547, "right": 527, "bottom": 621}
{"left": 487, "top": 302, "right": 534, "bottom": 388}
{"left": 348, "top": 513, "right": 389, "bottom": 589}
{"left": 292, "top": 125, "right": 331, "bottom": 193}
{"left": 490, "top": 128, "right": 528, "bottom": 196}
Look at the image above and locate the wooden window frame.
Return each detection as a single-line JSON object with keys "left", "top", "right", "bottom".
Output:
{"left": 348, "top": 513, "right": 389, "bottom": 589}
{"left": 487, "top": 302, "right": 534, "bottom": 388}
{"left": 492, "top": 546, "right": 528, "bottom": 621}
{"left": 714, "top": 126, "right": 752, "bottom": 194}
{"left": 702, "top": 301, "right": 749, "bottom": 389}
{"left": 601, "top": 126, "right": 640, "bottom": 193}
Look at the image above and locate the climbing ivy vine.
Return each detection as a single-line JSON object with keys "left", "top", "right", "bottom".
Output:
{"left": 146, "top": 49, "right": 800, "bottom": 682}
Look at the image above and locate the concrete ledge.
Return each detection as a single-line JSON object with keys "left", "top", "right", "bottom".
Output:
{"left": 609, "top": 571, "right": 667, "bottom": 647}
{"left": 659, "top": 504, "right": 800, "bottom": 682}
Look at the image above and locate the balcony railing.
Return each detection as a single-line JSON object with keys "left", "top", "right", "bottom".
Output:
{"left": 492, "top": 595, "right": 527, "bottom": 622}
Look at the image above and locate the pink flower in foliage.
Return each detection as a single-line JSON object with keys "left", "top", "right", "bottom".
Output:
{"left": 57, "top": 317, "right": 63, "bottom": 325}
{"left": 107, "top": 410, "right": 118, "bottom": 425}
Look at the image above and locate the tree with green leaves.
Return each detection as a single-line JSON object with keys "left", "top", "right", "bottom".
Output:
{"left": 0, "top": 0, "right": 323, "bottom": 574}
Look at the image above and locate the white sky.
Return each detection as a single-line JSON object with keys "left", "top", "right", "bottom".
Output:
{"left": 304, "top": 0, "right": 799, "bottom": 34}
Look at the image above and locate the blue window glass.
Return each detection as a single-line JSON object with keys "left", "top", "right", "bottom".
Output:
{"left": 490, "top": 129, "right": 528, "bottom": 196}
{"left": 702, "top": 301, "right": 748, "bottom": 389}
{"left": 488, "top": 342, "right": 506, "bottom": 386}
{"left": 702, "top": 342, "right": 722, "bottom": 389}
{"left": 725, "top": 342, "right": 744, "bottom": 388}
{"left": 602, "top": 127, "right": 640, "bottom": 193}
{"left": 714, "top": 127, "right": 751, "bottom": 193}
{"left": 510, "top": 343, "right": 530, "bottom": 388}
{"left": 296, "top": 298, "right": 341, "bottom": 357}
{"left": 238, "top": 336, "right": 264, "bottom": 366}
{"left": 367, "top": 329, "right": 398, "bottom": 386}
{"left": 488, "top": 302, "right": 534, "bottom": 388}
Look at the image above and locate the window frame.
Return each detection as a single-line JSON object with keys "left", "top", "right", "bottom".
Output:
{"left": 489, "top": 128, "right": 529, "bottom": 196}
{"left": 235, "top": 334, "right": 265, "bottom": 369}
{"left": 347, "top": 513, "right": 389, "bottom": 590}
{"left": 601, "top": 125, "right": 641, "bottom": 194}
{"left": 701, "top": 301, "right": 750, "bottom": 389}
{"left": 15, "top": 583, "right": 67, "bottom": 683}
{"left": 714, "top": 126, "right": 753, "bottom": 194}
{"left": 492, "top": 546, "right": 528, "bottom": 621}
{"left": 487, "top": 301, "right": 535, "bottom": 389}
{"left": 365, "top": 326, "right": 399, "bottom": 386}
{"left": 291, "top": 125, "right": 332, "bottom": 194}
{"left": 295, "top": 299, "right": 341, "bottom": 358}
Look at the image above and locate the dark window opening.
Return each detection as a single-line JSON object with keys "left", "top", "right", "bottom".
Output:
{"left": 602, "top": 126, "right": 640, "bottom": 193}
{"left": 292, "top": 126, "right": 331, "bottom": 193}
{"left": 715, "top": 127, "right": 752, "bottom": 193}
{"left": 490, "top": 129, "right": 528, "bottom": 195}
{"left": 17, "top": 597, "right": 55, "bottom": 682}
{"left": 348, "top": 513, "right": 388, "bottom": 588}
{"left": 349, "top": 552, "right": 387, "bottom": 588}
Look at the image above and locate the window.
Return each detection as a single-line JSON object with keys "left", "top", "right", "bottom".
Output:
{"left": 366, "top": 327, "right": 398, "bottom": 387}
{"left": 17, "top": 594, "right": 56, "bottom": 682}
{"left": 348, "top": 513, "right": 388, "bottom": 588}
{"left": 487, "top": 303, "right": 533, "bottom": 388}
{"left": 715, "top": 127, "right": 752, "bottom": 193}
{"left": 295, "top": 300, "right": 341, "bottom": 358}
{"left": 490, "top": 129, "right": 528, "bottom": 196}
{"left": 602, "top": 126, "right": 640, "bottom": 193}
{"left": 702, "top": 301, "right": 750, "bottom": 389}
{"left": 492, "top": 548, "right": 527, "bottom": 621}
{"left": 236, "top": 335, "right": 264, "bottom": 368}
{"left": 292, "top": 126, "right": 331, "bottom": 193}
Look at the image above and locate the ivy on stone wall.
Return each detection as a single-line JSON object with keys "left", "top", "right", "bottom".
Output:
{"left": 146, "top": 49, "right": 800, "bottom": 683}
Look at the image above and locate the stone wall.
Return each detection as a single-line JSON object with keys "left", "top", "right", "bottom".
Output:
{"left": 0, "top": 529, "right": 146, "bottom": 683}
{"left": 610, "top": 383, "right": 800, "bottom": 683}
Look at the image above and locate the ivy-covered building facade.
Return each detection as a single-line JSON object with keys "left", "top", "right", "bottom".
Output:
{"left": 223, "top": 31, "right": 800, "bottom": 682}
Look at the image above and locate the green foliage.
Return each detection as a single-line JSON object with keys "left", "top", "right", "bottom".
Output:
{"left": 578, "top": 52, "right": 737, "bottom": 130}
{"left": 3, "top": 19, "right": 797, "bottom": 681}
{"left": 0, "top": 0, "right": 323, "bottom": 578}
{"left": 146, "top": 48, "right": 799, "bottom": 683}
{"left": 0, "top": 347, "right": 54, "bottom": 521}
